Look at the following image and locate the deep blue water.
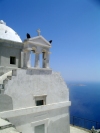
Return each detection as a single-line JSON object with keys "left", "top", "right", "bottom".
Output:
{"left": 67, "top": 82, "right": 100, "bottom": 122}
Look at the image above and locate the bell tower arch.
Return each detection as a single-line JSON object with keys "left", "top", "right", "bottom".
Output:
{"left": 22, "top": 30, "right": 51, "bottom": 69}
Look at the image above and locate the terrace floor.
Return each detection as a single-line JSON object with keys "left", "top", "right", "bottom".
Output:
{"left": 70, "top": 125, "right": 90, "bottom": 133}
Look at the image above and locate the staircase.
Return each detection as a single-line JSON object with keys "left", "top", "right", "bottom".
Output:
{"left": 0, "top": 70, "right": 16, "bottom": 94}
{"left": 0, "top": 117, "right": 20, "bottom": 133}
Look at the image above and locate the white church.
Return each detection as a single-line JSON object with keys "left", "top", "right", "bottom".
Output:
{"left": 0, "top": 20, "right": 71, "bottom": 133}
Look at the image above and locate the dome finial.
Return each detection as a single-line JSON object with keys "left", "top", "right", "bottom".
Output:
{"left": 0, "top": 20, "right": 6, "bottom": 25}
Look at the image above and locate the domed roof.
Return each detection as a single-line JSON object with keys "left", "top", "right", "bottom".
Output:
{"left": 0, "top": 20, "right": 22, "bottom": 42}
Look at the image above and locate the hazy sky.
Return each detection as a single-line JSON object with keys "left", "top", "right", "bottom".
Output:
{"left": 0, "top": 0, "right": 100, "bottom": 82}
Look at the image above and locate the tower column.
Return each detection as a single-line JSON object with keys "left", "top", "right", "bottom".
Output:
{"left": 21, "top": 51, "right": 24, "bottom": 68}
{"left": 34, "top": 53, "right": 40, "bottom": 68}
{"left": 45, "top": 52, "right": 50, "bottom": 68}
{"left": 25, "top": 50, "right": 31, "bottom": 68}
{"left": 23, "top": 52, "right": 26, "bottom": 68}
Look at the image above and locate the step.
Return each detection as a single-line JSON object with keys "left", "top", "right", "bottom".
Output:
{"left": 0, "top": 84, "right": 4, "bottom": 89}
{"left": 0, "top": 84, "right": 4, "bottom": 94}
{"left": 3, "top": 79, "right": 8, "bottom": 85}
{"left": 7, "top": 76, "right": 12, "bottom": 80}
{"left": 0, "top": 89, "right": 4, "bottom": 94}
{"left": 0, "top": 118, "right": 13, "bottom": 129}
{"left": 12, "top": 69, "right": 17, "bottom": 76}
{"left": 3, "top": 79, "right": 8, "bottom": 90}
{"left": 4, "top": 118, "right": 9, "bottom": 122}
{"left": 0, "top": 84, "right": 3, "bottom": 89}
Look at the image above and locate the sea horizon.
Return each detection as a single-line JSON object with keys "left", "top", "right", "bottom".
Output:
{"left": 67, "top": 81, "right": 100, "bottom": 122}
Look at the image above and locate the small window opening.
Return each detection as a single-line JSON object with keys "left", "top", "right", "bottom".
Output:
{"left": 40, "top": 53, "right": 42, "bottom": 68}
{"left": 36, "top": 100, "right": 44, "bottom": 106}
{"left": 31, "top": 50, "right": 35, "bottom": 67}
{"left": 42, "top": 52, "right": 46, "bottom": 60}
{"left": 10, "top": 57, "right": 16, "bottom": 64}
{"left": 34, "top": 95, "right": 47, "bottom": 106}
{"left": 42, "top": 52, "right": 46, "bottom": 68}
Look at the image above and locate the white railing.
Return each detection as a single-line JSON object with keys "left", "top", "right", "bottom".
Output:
{"left": 0, "top": 71, "right": 12, "bottom": 84}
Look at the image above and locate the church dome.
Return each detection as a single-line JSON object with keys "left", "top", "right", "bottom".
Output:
{"left": 0, "top": 20, "right": 22, "bottom": 42}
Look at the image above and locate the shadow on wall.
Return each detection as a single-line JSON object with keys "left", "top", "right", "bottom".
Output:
{"left": 0, "top": 94, "right": 13, "bottom": 112}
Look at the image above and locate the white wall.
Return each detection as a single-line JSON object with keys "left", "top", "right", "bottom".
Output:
{"left": 4, "top": 69, "right": 69, "bottom": 109}
{"left": 0, "top": 105, "right": 70, "bottom": 133}
{"left": 0, "top": 68, "right": 70, "bottom": 133}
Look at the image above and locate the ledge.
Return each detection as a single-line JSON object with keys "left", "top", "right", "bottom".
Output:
{"left": 27, "top": 67, "right": 52, "bottom": 70}
{"left": 34, "top": 94, "right": 47, "bottom": 98}
{"left": 0, "top": 101, "right": 71, "bottom": 118}
{"left": 26, "top": 68, "right": 52, "bottom": 75}
{"left": 0, "top": 39, "right": 23, "bottom": 49}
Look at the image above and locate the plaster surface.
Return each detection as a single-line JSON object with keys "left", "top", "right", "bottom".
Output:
{"left": 24, "top": 36, "right": 51, "bottom": 48}
{"left": 0, "top": 71, "right": 12, "bottom": 84}
{"left": 70, "top": 126, "right": 89, "bottom": 133}
{"left": 0, "top": 101, "right": 70, "bottom": 118}
{"left": 0, "top": 68, "right": 70, "bottom": 133}
{"left": 0, "top": 20, "right": 22, "bottom": 42}
{"left": 4, "top": 69, "right": 69, "bottom": 109}
{"left": 0, "top": 94, "right": 13, "bottom": 112}
{"left": 0, "top": 66, "right": 20, "bottom": 76}
{"left": 0, "top": 118, "right": 11, "bottom": 127}
{"left": 0, "top": 127, "right": 20, "bottom": 133}
{"left": 0, "top": 45, "right": 22, "bottom": 68}
{"left": 0, "top": 106, "right": 70, "bottom": 133}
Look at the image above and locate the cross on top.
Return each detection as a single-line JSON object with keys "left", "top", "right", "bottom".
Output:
{"left": 37, "top": 29, "right": 41, "bottom": 36}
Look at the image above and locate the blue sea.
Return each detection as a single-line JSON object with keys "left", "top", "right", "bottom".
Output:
{"left": 67, "top": 82, "right": 100, "bottom": 129}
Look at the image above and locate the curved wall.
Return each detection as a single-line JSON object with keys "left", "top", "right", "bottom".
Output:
{"left": 0, "top": 94, "right": 13, "bottom": 112}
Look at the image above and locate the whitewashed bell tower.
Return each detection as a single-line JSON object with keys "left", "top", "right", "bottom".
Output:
{"left": 22, "top": 29, "right": 51, "bottom": 69}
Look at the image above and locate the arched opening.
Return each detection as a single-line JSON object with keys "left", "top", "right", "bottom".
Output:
{"left": 31, "top": 48, "right": 36, "bottom": 67}
{"left": 42, "top": 52, "right": 46, "bottom": 68}
{"left": 40, "top": 53, "right": 42, "bottom": 68}
{"left": 42, "top": 49, "right": 47, "bottom": 68}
